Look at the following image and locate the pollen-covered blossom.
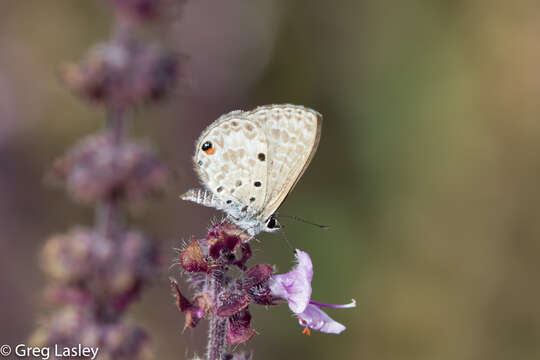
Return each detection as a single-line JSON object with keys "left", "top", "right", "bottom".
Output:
{"left": 269, "top": 249, "right": 355, "bottom": 334}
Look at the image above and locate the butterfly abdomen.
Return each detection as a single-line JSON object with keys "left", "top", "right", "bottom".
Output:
{"left": 180, "top": 188, "right": 225, "bottom": 209}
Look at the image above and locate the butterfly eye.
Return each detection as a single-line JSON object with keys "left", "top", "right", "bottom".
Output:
{"left": 266, "top": 216, "right": 280, "bottom": 230}
{"left": 202, "top": 141, "right": 215, "bottom": 155}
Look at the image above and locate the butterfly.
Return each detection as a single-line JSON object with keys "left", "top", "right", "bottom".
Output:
{"left": 181, "top": 104, "right": 322, "bottom": 236}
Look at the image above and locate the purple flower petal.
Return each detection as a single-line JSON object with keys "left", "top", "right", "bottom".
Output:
{"left": 298, "top": 304, "right": 346, "bottom": 334}
{"left": 309, "top": 299, "right": 357, "bottom": 309}
{"left": 269, "top": 249, "right": 313, "bottom": 314}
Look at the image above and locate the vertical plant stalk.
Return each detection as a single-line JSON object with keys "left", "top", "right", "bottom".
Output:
{"left": 206, "top": 271, "right": 227, "bottom": 360}
{"left": 172, "top": 224, "right": 258, "bottom": 360}
{"left": 96, "top": 106, "right": 126, "bottom": 238}
{"left": 107, "top": 106, "right": 126, "bottom": 144}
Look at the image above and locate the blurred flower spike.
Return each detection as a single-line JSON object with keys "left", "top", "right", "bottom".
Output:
{"left": 42, "top": 227, "right": 159, "bottom": 314}
{"left": 109, "top": 0, "right": 187, "bottom": 23}
{"left": 30, "top": 308, "right": 153, "bottom": 360}
{"left": 61, "top": 41, "right": 184, "bottom": 107}
{"left": 51, "top": 133, "right": 168, "bottom": 203}
{"left": 269, "top": 249, "right": 356, "bottom": 334}
{"left": 37, "top": 0, "right": 186, "bottom": 358}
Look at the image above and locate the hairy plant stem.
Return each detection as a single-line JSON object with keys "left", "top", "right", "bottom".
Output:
{"left": 206, "top": 270, "right": 227, "bottom": 360}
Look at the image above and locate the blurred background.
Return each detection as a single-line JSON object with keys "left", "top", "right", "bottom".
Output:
{"left": 1, "top": 0, "right": 540, "bottom": 359}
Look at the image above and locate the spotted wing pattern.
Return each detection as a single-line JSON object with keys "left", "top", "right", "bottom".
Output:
{"left": 192, "top": 112, "right": 269, "bottom": 215}
{"left": 247, "top": 105, "right": 322, "bottom": 220}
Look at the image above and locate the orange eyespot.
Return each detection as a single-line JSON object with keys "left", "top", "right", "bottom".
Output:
{"left": 201, "top": 141, "right": 215, "bottom": 155}
{"left": 302, "top": 327, "right": 311, "bottom": 336}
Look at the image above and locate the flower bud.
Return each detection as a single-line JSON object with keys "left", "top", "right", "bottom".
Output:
{"left": 226, "top": 309, "right": 255, "bottom": 346}
{"left": 207, "top": 223, "right": 247, "bottom": 260}
{"left": 243, "top": 264, "right": 275, "bottom": 306}
{"left": 217, "top": 293, "right": 250, "bottom": 318}
{"left": 170, "top": 279, "right": 206, "bottom": 329}
{"left": 179, "top": 238, "right": 209, "bottom": 273}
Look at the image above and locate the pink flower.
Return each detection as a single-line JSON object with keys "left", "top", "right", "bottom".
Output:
{"left": 297, "top": 301, "right": 355, "bottom": 335}
{"left": 269, "top": 249, "right": 355, "bottom": 334}
{"left": 269, "top": 249, "right": 313, "bottom": 313}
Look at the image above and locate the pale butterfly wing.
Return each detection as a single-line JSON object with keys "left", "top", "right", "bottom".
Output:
{"left": 183, "top": 104, "right": 321, "bottom": 235}
{"left": 247, "top": 104, "right": 322, "bottom": 220}
{"left": 193, "top": 111, "right": 269, "bottom": 214}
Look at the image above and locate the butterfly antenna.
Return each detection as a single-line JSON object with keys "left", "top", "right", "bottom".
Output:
{"left": 280, "top": 227, "right": 295, "bottom": 252}
{"left": 279, "top": 214, "right": 330, "bottom": 230}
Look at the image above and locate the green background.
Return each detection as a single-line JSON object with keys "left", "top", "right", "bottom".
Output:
{"left": 1, "top": 1, "right": 539, "bottom": 359}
